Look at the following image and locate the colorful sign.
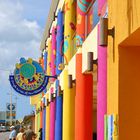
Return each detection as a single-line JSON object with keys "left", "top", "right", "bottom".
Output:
{"left": 9, "top": 58, "right": 56, "bottom": 96}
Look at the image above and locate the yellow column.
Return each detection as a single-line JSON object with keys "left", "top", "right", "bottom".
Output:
{"left": 37, "top": 103, "right": 40, "bottom": 136}
{"left": 46, "top": 93, "right": 50, "bottom": 140}
{"left": 64, "top": 0, "right": 76, "bottom": 64}
{"left": 47, "top": 38, "right": 52, "bottom": 76}
{"left": 47, "top": 38, "right": 52, "bottom": 91}
{"left": 35, "top": 111, "right": 38, "bottom": 134}
{"left": 63, "top": 68, "right": 75, "bottom": 140}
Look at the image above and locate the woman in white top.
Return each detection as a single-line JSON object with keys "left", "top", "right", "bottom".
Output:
{"left": 16, "top": 127, "right": 24, "bottom": 140}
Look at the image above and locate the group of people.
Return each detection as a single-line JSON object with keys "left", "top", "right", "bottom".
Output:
{"left": 9, "top": 125, "right": 37, "bottom": 140}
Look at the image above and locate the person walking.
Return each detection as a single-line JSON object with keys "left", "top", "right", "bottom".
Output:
{"left": 23, "top": 125, "right": 36, "bottom": 140}
{"left": 38, "top": 128, "right": 42, "bottom": 140}
{"left": 16, "top": 126, "right": 24, "bottom": 140}
{"left": 9, "top": 126, "right": 17, "bottom": 140}
{"left": 31, "top": 133, "right": 37, "bottom": 140}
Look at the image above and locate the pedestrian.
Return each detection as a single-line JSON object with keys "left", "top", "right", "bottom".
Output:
{"left": 22, "top": 132, "right": 37, "bottom": 140}
{"left": 38, "top": 128, "right": 42, "bottom": 140}
{"left": 9, "top": 126, "right": 17, "bottom": 140}
{"left": 31, "top": 133, "right": 37, "bottom": 140}
{"left": 23, "top": 125, "right": 36, "bottom": 140}
{"left": 16, "top": 126, "right": 24, "bottom": 140}
{"left": 22, "top": 133, "right": 26, "bottom": 140}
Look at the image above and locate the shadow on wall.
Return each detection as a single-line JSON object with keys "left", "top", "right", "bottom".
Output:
{"left": 93, "top": 133, "right": 97, "bottom": 140}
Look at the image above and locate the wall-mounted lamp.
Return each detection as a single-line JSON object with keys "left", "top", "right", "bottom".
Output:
{"left": 36, "top": 110, "right": 38, "bottom": 114}
{"left": 58, "top": 85, "right": 63, "bottom": 96}
{"left": 68, "top": 75, "right": 72, "bottom": 88}
{"left": 99, "top": 18, "right": 115, "bottom": 46}
{"left": 41, "top": 52, "right": 43, "bottom": 58}
{"left": 54, "top": 13, "right": 57, "bottom": 20}
{"left": 68, "top": 75, "right": 75, "bottom": 88}
{"left": 87, "top": 52, "right": 98, "bottom": 72}
{"left": 50, "top": 93, "right": 56, "bottom": 102}
{"left": 49, "top": 32, "right": 52, "bottom": 36}
{"left": 46, "top": 99, "right": 50, "bottom": 106}
{"left": 43, "top": 103, "right": 46, "bottom": 109}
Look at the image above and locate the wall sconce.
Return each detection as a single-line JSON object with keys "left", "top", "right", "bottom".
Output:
{"left": 50, "top": 93, "right": 56, "bottom": 102}
{"left": 99, "top": 18, "right": 115, "bottom": 46}
{"left": 46, "top": 99, "right": 50, "bottom": 106}
{"left": 68, "top": 75, "right": 72, "bottom": 88}
{"left": 87, "top": 52, "right": 98, "bottom": 72}
{"left": 54, "top": 12, "right": 57, "bottom": 20}
{"left": 42, "top": 103, "right": 45, "bottom": 109}
{"left": 44, "top": 100, "right": 47, "bottom": 107}
{"left": 68, "top": 75, "right": 75, "bottom": 88}
{"left": 58, "top": 85, "right": 63, "bottom": 96}
{"left": 36, "top": 110, "right": 38, "bottom": 114}
{"left": 49, "top": 32, "right": 52, "bottom": 36}
{"left": 40, "top": 106, "right": 42, "bottom": 112}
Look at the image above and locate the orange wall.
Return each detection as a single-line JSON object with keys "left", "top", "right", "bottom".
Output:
{"left": 119, "top": 46, "right": 140, "bottom": 139}
{"left": 108, "top": 1, "right": 140, "bottom": 139}
{"left": 108, "top": 0, "right": 140, "bottom": 114}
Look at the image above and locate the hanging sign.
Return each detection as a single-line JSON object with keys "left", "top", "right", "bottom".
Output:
{"left": 9, "top": 58, "right": 56, "bottom": 96}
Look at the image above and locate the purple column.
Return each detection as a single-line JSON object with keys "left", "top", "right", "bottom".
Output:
{"left": 56, "top": 10, "right": 64, "bottom": 76}
{"left": 97, "top": 24, "right": 107, "bottom": 140}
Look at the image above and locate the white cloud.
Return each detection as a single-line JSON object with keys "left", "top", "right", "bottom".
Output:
{"left": 0, "top": 0, "right": 42, "bottom": 71}
{"left": 0, "top": 40, "right": 40, "bottom": 70}
{"left": 0, "top": 0, "right": 44, "bottom": 116}
{"left": 0, "top": 0, "right": 51, "bottom": 118}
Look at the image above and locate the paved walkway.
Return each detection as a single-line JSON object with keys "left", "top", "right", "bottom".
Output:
{"left": 0, "top": 132, "right": 10, "bottom": 140}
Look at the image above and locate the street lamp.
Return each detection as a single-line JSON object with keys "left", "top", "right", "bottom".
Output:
{"left": 0, "top": 68, "right": 13, "bottom": 126}
{"left": 7, "top": 93, "right": 13, "bottom": 126}
{"left": 14, "top": 96, "right": 18, "bottom": 125}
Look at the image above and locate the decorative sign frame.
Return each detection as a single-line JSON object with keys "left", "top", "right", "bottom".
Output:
{"left": 9, "top": 58, "right": 56, "bottom": 96}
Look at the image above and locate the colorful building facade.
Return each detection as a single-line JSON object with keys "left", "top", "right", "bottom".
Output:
{"left": 30, "top": 0, "right": 140, "bottom": 140}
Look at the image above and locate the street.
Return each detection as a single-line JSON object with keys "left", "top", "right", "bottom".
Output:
{"left": 0, "top": 132, "right": 10, "bottom": 140}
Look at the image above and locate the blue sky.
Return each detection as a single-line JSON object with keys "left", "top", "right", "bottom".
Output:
{"left": 0, "top": 0, "right": 51, "bottom": 119}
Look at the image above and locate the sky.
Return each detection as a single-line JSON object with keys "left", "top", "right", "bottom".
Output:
{"left": 0, "top": 0, "right": 51, "bottom": 120}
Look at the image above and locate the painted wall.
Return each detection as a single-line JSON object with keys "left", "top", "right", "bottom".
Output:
{"left": 119, "top": 45, "right": 140, "bottom": 140}
{"left": 108, "top": 1, "right": 140, "bottom": 139}
{"left": 108, "top": 0, "right": 140, "bottom": 114}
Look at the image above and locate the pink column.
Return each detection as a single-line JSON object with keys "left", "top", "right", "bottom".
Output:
{"left": 97, "top": 24, "right": 107, "bottom": 140}
{"left": 50, "top": 87, "right": 56, "bottom": 140}
{"left": 51, "top": 27, "right": 56, "bottom": 78}
{"left": 50, "top": 27, "right": 56, "bottom": 140}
